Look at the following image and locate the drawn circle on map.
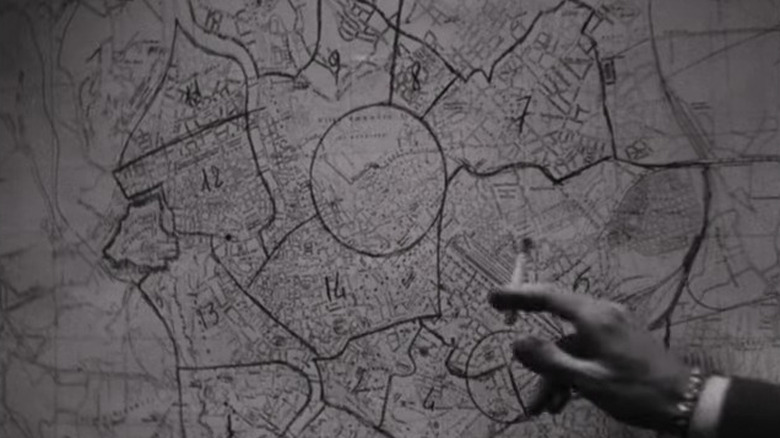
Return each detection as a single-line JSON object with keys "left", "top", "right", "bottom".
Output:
{"left": 310, "top": 103, "right": 447, "bottom": 257}
{"left": 466, "top": 330, "right": 540, "bottom": 424}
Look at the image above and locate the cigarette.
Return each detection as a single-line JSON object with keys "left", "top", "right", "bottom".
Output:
{"left": 505, "top": 238, "right": 534, "bottom": 326}
{"left": 510, "top": 249, "right": 527, "bottom": 286}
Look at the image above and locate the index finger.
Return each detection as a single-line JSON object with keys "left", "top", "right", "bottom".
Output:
{"left": 488, "top": 283, "right": 594, "bottom": 325}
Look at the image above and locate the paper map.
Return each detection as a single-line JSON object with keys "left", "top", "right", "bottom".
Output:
{"left": 3, "top": 0, "right": 780, "bottom": 437}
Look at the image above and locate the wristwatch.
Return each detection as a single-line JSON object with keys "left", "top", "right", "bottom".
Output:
{"left": 671, "top": 366, "right": 707, "bottom": 436}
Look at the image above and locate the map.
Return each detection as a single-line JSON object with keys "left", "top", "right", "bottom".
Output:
{"left": 3, "top": 0, "right": 780, "bottom": 437}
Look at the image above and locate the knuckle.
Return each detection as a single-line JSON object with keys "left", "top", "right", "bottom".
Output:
{"left": 590, "top": 303, "right": 630, "bottom": 331}
{"left": 585, "top": 363, "right": 613, "bottom": 382}
{"left": 607, "top": 303, "right": 630, "bottom": 320}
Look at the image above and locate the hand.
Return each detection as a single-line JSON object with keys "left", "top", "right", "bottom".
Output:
{"left": 489, "top": 284, "right": 693, "bottom": 433}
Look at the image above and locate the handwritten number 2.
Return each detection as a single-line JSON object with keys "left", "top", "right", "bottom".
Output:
{"left": 201, "top": 165, "right": 223, "bottom": 192}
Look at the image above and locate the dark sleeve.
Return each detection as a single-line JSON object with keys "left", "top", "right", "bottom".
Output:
{"left": 717, "top": 377, "right": 780, "bottom": 438}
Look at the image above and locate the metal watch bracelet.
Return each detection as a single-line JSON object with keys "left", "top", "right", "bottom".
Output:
{"left": 672, "top": 366, "right": 707, "bottom": 436}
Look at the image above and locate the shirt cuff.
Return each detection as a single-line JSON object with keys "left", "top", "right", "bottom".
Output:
{"left": 688, "top": 376, "right": 731, "bottom": 438}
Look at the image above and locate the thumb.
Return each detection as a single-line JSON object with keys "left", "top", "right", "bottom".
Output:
{"left": 513, "top": 336, "right": 610, "bottom": 386}
{"left": 528, "top": 377, "right": 571, "bottom": 415}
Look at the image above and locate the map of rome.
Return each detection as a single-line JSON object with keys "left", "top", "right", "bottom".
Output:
{"left": 3, "top": 0, "right": 780, "bottom": 437}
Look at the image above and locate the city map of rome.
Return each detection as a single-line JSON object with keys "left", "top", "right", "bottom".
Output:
{"left": 3, "top": 0, "right": 780, "bottom": 437}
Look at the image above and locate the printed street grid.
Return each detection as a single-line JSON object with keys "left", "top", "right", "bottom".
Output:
{"left": 2, "top": 1, "right": 780, "bottom": 438}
